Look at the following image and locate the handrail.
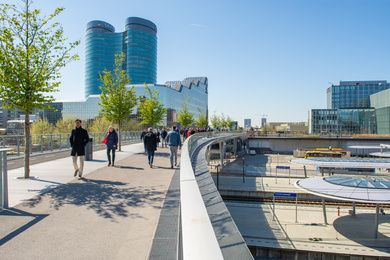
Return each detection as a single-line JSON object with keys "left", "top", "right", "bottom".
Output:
{"left": 0, "top": 148, "right": 13, "bottom": 208}
{"left": 180, "top": 137, "right": 224, "bottom": 259}
{"left": 1, "top": 131, "right": 142, "bottom": 157}
{"left": 179, "top": 131, "right": 252, "bottom": 259}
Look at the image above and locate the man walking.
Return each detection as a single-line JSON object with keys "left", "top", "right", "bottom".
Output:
{"left": 70, "top": 119, "right": 90, "bottom": 179}
{"left": 160, "top": 127, "right": 167, "bottom": 147}
{"left": 144, "top": 127, "right": 157, "bottom": 168}
{"left": 166, "top": 125, "right": 182, "bottom": 168}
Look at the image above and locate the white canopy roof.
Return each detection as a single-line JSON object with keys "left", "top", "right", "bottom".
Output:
{"left": 295, "top": 176, "right": 390, "bottom": 204}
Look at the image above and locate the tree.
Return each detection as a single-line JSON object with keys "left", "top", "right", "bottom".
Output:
{"left": 53, "top": 117, "right": 76, "bottom": 134}
{"left": 0, "top": 0, "right": 79, "bottom": 178}
{"left": 31, "top": 118, "right": 54, "bottom": 135}
{"left": 225, "top": 115, "right": 234, "bottom": 130}
{"left": 89, "top": 116, "right": 111, "bottom": 133}
{"left": 99, "top": 53, "right": 138, "bottom": 151}
{"left": 177, "top": 98, "right": 195, "bottom": 127}
{"left": 138, "top": 85, "right": 167, "bottom": 128}
{"left": 219, "top": 112, "right": 228, "bottom": 129}
{"left": 210, "top": 111, "right": 220, "bottom": 129}
{"left": 195, "top": 108, "right": 208, "bottom": 129}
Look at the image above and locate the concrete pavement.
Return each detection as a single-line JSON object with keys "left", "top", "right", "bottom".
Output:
{"left": 0, "top": 143, "right": 180, "bottom": 259}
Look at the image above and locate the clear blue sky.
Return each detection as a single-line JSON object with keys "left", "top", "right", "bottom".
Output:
{"left": 6, "top": 0, "right": 390, "bottom": 127}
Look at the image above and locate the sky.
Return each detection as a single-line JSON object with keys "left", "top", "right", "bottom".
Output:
{"left": 4, "top": 0, "right": 390, "bottom": 127}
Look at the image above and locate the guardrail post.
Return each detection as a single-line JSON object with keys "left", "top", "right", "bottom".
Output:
{"left": 41, "top": 135, "right": 43, "bottom": 153}
{"left": 17, "top": 137, "right": 20, "bottom": 156}
{"left": 59, "top": 134, "right": 62, "bottom": 150}
{"left": 2, "top": 136, "right": 4, "bottom": 148}
{"left": 50, "top": 135, "right": 53, "bottom": 151}
{"left": 0, "top": 149, "right": 11, "bottom": 209}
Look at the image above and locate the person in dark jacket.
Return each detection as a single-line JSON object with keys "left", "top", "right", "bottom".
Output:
{"left": 140, "top": 128, "right": 147, "bottom": 153}
{"left": 160, "top": 127, "right": 167, "bottom": 148}
{"left": 144, "top": 127, "right": 157, "bottom": 168}
{"left": 69, "top": 119, "right": 89, "bottom": 179}
{"left": 105, "top": 126, "right": 118, "bottom": 166}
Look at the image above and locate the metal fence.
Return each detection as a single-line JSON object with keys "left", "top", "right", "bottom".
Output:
{"left": 1, "top": 131, "right": 142, "bottom": 157}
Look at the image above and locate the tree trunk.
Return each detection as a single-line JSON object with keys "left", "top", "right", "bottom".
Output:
{"left": 118, "top": 120, "right": 122, "bottom": 152}
{"left": 24, "top": 113, "right": 30, "bottom": 179}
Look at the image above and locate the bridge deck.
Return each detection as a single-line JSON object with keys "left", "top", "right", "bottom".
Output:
{"left": 0, "top": 143, "right": 178, "bottom": 259}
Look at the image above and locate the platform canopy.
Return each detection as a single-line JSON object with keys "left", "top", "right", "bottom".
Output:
{"left": 291, "top": 157, "right": 390, "bottom": 169}
{"left": 295, "top": 175, "right": 390, "bottom": 204}
{"left": 370, "top": 152, "right": 390, "bottom": 158}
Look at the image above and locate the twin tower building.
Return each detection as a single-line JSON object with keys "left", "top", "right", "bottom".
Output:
{"left": 44, "top": 17, "right": 208, "bottom": 125}
{"left": 85, "top": 17, "right": 157, "bottom": 97}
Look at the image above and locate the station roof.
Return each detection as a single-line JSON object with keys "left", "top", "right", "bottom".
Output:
{"left": 295, "top": 175, "right": 390, "bottom": 204}
{"left": 370, "top": 152, "right": 390, "bottom": 158}
{"left": 291, "top": 157, "right": 390, "bottom": 169}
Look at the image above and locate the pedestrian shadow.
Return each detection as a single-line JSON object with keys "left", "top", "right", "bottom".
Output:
{"left": 21, "top": 178, "right": 165, "bottom": 221}
{"left": 117, "top": 166, "right": 144, "bottom": 170}
{"left": 0, "top": 208, "right": 48, "bottom": 246}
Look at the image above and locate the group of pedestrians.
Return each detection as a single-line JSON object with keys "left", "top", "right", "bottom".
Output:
{"left": 68, "top": 119, "right": 182, "bottom": 179}
{"left": 141, "top": 126, "right": 181, "bottom": 168}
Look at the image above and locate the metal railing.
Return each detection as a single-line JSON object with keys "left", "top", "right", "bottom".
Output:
{"left": 0, "top": 148, "right": 13, "bottom": 209}
{"left": 1, "top": 131, "right": 142, "bottom": 157}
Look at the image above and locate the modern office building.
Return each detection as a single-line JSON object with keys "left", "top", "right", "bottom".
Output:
{"left": 85, "top": 17, "right": 157, "bottom": 98}
{"left": 244, "top": 119, "right": 251, "bottom": 128}
{"left": 309, "top": 108, "right": 377, "bottom": 135}
{"left": 327, "top": 80, "right": 390, "bottom": 109}
{"left": 370, "top": 89, "right": 390, "bottom": 134}
{"left": 309, "top": 80, "right": 390, "bottom": 135}
{"left": 261, "top": 117, "right": 267, "bottom": 128}
{"left": 42, "top": 77, "right": 208, "bottom": 127}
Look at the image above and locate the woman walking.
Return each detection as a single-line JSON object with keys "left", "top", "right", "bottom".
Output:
{"left": 105, "top": 126, "right": 118, "bottom": 166}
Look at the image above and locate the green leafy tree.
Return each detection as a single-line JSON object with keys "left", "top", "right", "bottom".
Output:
{"left": 99, "top": 53, "right": 138, "bottom": 151}
{"left": 220, "top": 112, "right": 228, "bottom": 129}
{"left": 31, "top": 118, "right": 54, "bottom": 135}
{"left": 210, "top": 111, "right": 220, "bottom": 129}
{"left": 30, "top": 118, "right": 54, "bottom": 144}
{"left": 53, "top": 117, "right": 77, "bottom": 134}
{"left": 196, "top": 108, "right": 208, "bottom": 129}
{"left": 138, "top": 85, "right": 167, "bottom": 127}
{"left": 177, "top": 98, "right": 195, "bottom": 127}
{"left": 226, "top": 115, "right": 234, "bottom": 130}
{"left": 0, "top": 0, "right": 79, "bottom": 178}
{"left": 89, "top": 116, "right": 112, "bottom": 133}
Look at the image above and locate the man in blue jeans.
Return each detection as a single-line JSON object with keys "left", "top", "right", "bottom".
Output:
{"left": 143, "top": 127, "right": 157, "bottom": 168}
{"left": 166, "top": 125, "right": 182, "bottom": 168}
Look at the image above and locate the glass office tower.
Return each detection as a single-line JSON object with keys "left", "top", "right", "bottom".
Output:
{"left": 85, "top": 17, "right": 157, "bottom": 98}
{"left": 327, "top": 80, "right": 390, "bottom": 109}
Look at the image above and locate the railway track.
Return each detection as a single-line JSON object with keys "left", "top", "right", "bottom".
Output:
{"left": 222, "top": 195, "right": 390, "bottom": 208}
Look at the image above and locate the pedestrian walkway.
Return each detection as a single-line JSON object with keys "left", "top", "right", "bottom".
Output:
{"left": 0, "top": 143, "right": 180, "bottom": 259}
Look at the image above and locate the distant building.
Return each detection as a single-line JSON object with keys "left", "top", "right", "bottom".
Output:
{"left": 85, "top": 17, "right": 157, "bottom": 98}
{"left": 264, "top": 122, "right": 308, "bottom": 134}
{"left": 42, "top": 77, "right": 208, "bottom": 127}
{"left": 327, "top": 80, "right": 390, "bottom": 109}
{"left": 261, "top": 117, "right": 267, "bottom": 128}
{"left": 244, "top": 119, "right": 251, "bottom": 128}
{"left": 310, "top": 80, "right": 390, "bottom": 135}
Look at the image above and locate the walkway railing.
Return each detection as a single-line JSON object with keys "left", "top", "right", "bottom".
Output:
{"left": 1, "top": 131, "right": 142, "bottom": 157}
{"left": 179, "top": 131, "right": 253, "bottom": 259}
{"left": 0, "top": 148, "right": 13, "bottom": 209}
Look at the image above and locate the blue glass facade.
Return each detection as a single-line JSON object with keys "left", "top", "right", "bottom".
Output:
{"left": 310, "top": 108, "right": 377, "bottom": 135}
{"left": 327, "top": 80, "right": 390, "bottom": 109}
{"left": 85, "top": 17, "right": 157, "bottom": 98}
{"left": 43, "top": 77, "right": 208, "bottom": 126}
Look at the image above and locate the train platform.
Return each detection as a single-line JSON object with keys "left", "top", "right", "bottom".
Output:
{"left": 0, "top": 143, "right": 179, "bottom": 259}
{"left": 211, "top": 154, "right": 390, "bottom": 258}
